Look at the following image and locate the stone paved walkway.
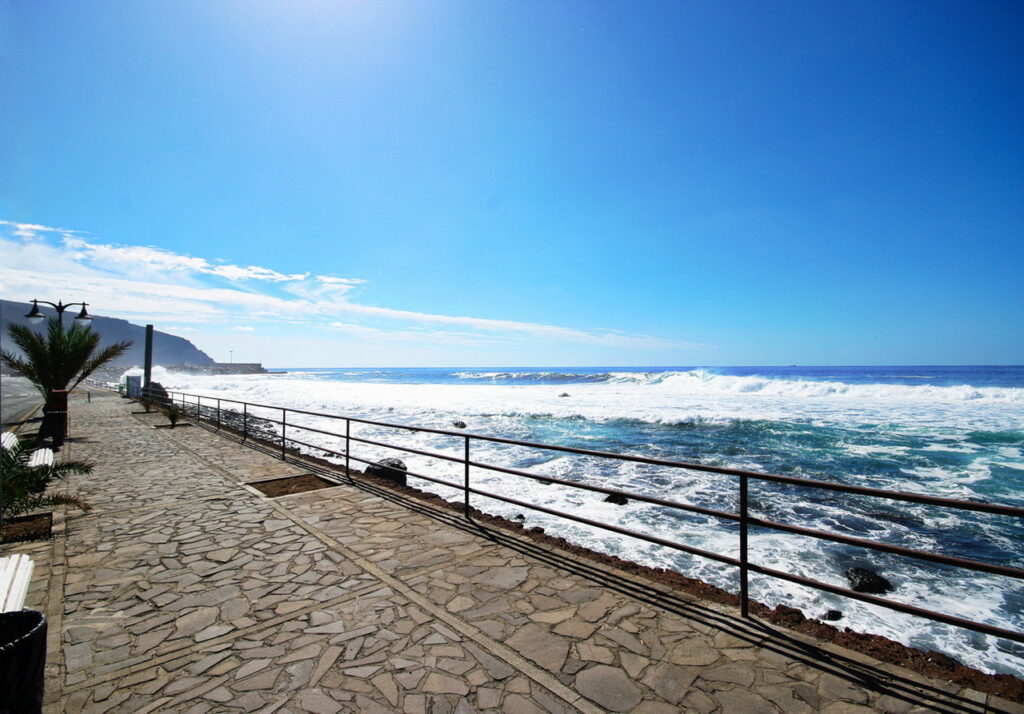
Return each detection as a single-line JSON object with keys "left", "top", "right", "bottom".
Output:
{"left": 3, "top": 392, "right": 1021, "bottom": 713}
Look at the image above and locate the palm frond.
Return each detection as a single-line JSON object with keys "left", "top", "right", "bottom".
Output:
{"left": 48, "top": 459, "right": 95, "bottom": 476}
{"left": 44, "top": 494, "right": 92, "bottom": 513}
{"left": 71, "top": 340, "right": 132, "bottom": 390}
{"left": 3, "top": 317, "right": 133, "bottom": 396}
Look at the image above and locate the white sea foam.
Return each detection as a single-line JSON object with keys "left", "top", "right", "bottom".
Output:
{"left": 128, "top": 367, "right": 1024, "bottom": 675}
{"left": 143, "top": 368, "right": 1024, "bottom": 435}
{"left": 920, "top": 443, "right": 981, "bottom": 453}
{"left": 841, "top": 443, "right": 911, "bottom": 457}
{"left": 456, "top": 368, "right": 1024, "bottom": 401}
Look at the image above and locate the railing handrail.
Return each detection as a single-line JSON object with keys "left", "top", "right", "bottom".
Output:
{"left": 151, "top": 388, "right": 1024, "bottom": 517}
{"left": 142, "top": 386, "right": 1024, "bottom": 647}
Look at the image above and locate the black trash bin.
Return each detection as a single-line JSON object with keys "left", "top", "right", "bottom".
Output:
{"left": 0, "top": 610, "right": 47, "bottom": 714}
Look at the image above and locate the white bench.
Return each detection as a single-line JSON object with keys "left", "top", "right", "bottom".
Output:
{"left": 0, "top": 554, "right": 35, "bottom": 612}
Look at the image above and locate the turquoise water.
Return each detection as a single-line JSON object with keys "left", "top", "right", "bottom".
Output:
{"left": 153, "top": 365, "right": 1024, "bottom": 675}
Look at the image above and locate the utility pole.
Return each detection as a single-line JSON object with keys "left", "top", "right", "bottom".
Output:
{"left": 143, "top": 325, "right": 154, "bottom": 390}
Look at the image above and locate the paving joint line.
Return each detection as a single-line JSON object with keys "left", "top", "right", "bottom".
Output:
{"left": 258, "top": 496, "right": 597, "bottom": 714}
{"left": 61, "top": 578, "right": 392, "bottom": 695}
{"left": 63, "top": 401, "right": 998, "bottom": 714}
{"left": 181, "top": 404, "right": 1007, "bottom": 714}
{"left": 61, "top": 524, "right": 512, "bottom": 700}
{"left": 42, "top": 510, "right": 68, "bottom": 708}
{"left": 75, "top": 493, "right": 239, "bottom": 520}
{"left": 154, "top": 411, "right": 595, "bottom": 713}
{"left": 59, "top": 422, "right": 526, "bottom": 697}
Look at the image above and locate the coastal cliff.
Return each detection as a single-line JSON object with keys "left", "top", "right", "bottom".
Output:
{"left": 0, "top": 299, "right": 214, "bottom": 368}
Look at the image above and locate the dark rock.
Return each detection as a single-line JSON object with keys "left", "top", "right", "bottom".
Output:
{"left": 364, "top": 458, "right": 408, "bottom": 487}
{"left": 823, "top": 610, "right": 843, "bottom": 621}
{"left": 771, "top": 604, "right": 806, "bottom": 628}
{"left": 604, "top": 493, "right": 629, "bottom": 506}
{"left": 925, "top": 650, "right": 958, "bottom": 670}
{"left": 844, "top": 567, "right": 893, "bottom": 594}
{"left": 558, "top": 392, "right": 571, "bottom": 398}
{"left": 514, "top": 514, "right": 526, "bottom": 520}
{"left": 451, "top": 420, "right": 467, "bottom": 429}
{"left": 146, "top": 382, "right": 171, "bottom": 406}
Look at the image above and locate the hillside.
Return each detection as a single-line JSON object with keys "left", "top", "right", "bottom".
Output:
{"left": 0, "top": 299, "right": 215, "bottom": 368}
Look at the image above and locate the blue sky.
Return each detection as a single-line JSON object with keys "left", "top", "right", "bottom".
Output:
{"left": 2, "top": 1, "right": 1022, "bottom": 367}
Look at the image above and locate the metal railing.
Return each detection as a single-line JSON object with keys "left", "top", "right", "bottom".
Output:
{"left": 142, "top": 387, "right": 1024, "bottom": 645}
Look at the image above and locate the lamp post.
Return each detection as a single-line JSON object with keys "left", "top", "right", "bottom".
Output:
{"left": 23, "top": 299, "right": 92, "bottom": 446}
{"left": 24, "top": 299, "right": 92, "bottom": 327}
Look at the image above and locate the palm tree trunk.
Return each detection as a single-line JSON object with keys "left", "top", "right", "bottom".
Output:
{"left": 40, "top": 390, "right": 68, "bottom": 447}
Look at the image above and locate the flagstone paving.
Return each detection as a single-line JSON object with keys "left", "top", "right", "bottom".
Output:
{"left": 3, "top": 391, "right": 1021, "bottom": 713}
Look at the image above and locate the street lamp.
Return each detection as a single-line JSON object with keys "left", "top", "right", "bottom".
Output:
{"left": 22, "top": 299, "right": 92, "bottom": 447}
{"left": 25, "top": 299, "right": 92, "bottom": 327}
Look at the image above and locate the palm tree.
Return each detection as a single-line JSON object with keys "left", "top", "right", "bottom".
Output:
{"left": 2, "top": 317, "right": 132, "bottom": 439}
{"left": 2, "top": 317, "right": 132, "bottom": 398}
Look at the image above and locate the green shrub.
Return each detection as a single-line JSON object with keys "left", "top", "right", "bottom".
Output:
{"left": 1, "top": 432, "right": 93, "bottom": 520}
{"left": 165, "top": 403, "right": 184, "bottom": 428}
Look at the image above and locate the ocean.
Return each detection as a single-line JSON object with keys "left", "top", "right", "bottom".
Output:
{"left": 141, "top": 364, "right": 1024, "bottom": 676}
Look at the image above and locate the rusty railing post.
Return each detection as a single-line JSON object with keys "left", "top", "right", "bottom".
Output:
{"left": 281, "top": 408, "right": 287, "bottom": 459}
{"left": 216, "top": 398, "right": 221, "bottom": 430}
{"left": 345, "top": 418, "right": 351, "bottom": 480}
{"left": 464, "top": 436, "right": 471, "bottom": 518}
{"left": 243, "top": 403, "right": 248, "bottom": 442}
{"left": 740, "top": 473, "right": 749, "bottom": 618}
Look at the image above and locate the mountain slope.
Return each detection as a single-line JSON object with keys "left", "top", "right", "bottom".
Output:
{"left": 0, "top": 299, "right": 214, "bottom": 367}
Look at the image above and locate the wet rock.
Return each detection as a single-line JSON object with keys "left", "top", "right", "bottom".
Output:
{"left": 823, "top": 610, "right": 843, "bottom": 621}
{"left": 558, "top": 392, "right": 571, "bottom": 397}
{"left": 514, "top": 514, "right": 525, "bottom": 521}
{"left": 770, "top": 604, "right": 805, "bottom": 628}
{"left": 925, "top": 650, "right": 958, "bottom": 670}
{"left": 604, "top": 494, "right": 629, "bottom": 506}
{"left": 844, "top": 567, "right": 892, "bottom": 594}
{"left": 451, "top": 420, "right": 467, "bottom": 429}
{"left": 365, "top": 458, "right": 408, "bottom": 487}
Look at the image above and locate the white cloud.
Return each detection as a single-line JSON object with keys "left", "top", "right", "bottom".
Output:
{"left": 317, "top": 276, "right": 365, "bottom": 285}
{"left": 0, "top": 220, "right": 703, "bottom": 353}
{"left": 0, "top": 219, "right": 80, "bottom": 241}
{"left": 62, "top": 237, "right": 309, "bottom": 283}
